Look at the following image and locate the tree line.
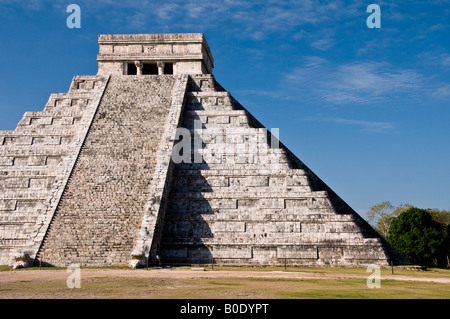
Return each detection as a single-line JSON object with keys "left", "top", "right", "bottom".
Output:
{"left": 366, "top": 202, "right": 450, "bottom": 267}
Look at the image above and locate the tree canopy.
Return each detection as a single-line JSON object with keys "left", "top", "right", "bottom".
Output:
{"left": 366, "top": 201, "right": 413, "bottom": 239}
{"left": 389, "top": 208, "right": 447, "bottom": 266}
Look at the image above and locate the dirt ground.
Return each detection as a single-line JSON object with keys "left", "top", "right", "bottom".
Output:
{"left": 0, "top": 267, "right": 449, "bottom": 299}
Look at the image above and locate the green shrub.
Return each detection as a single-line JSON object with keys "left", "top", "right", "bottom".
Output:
{"left": 389, "top": 208, "right": 447, "bottom": 266}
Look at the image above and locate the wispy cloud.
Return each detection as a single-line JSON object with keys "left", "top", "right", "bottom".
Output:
{"left": 308, "top": 117, "right": 396, "bottom": 133}
{"left": 441, "top": 54, "right": 450, "bottom": 66}
{"left": 311, "top": 38, "right": 336, "bottom": 51}
{"left": 282, "top": 57, "right": 426, "bottom": 105}
{"left": 417, "top": 51, "right": 450, "bottom": 67}
{"left": 0, "top": 0, "right": 45, "bottom": 10}
{"left": 0, "top": 0, "right": 357, "bottom": 40}
{"left": 432, "top": 84, "right": 450, "bottom": 99}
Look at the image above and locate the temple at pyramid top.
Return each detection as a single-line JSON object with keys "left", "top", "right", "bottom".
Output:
{"left": 97, "top": 33, "right": 214, "bottom": 76}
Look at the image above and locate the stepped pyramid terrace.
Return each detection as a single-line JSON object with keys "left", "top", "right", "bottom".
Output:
{"left": 0, "top": 33, "right": 408, "bottom": 268}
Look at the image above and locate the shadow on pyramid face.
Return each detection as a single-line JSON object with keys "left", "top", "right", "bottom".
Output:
{"left": 187, "top": 95, "right": 205, "bottom": 111}
{"left": 188, "top": 76, "right": 226, "bottom": 93}
{"left": 156, "top": 74, "right": 408, "bottom": 267}
{"left": 159, "top": 162, "right": 215, "bottom": 266}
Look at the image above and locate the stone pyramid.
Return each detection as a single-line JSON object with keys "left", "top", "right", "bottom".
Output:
{"left": 0, "top": 34, "right": 407, "bottom": 268}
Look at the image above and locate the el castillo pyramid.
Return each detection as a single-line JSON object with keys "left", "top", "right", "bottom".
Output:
{"left": 0, "top": 34, "right": 407, "bottom": 268}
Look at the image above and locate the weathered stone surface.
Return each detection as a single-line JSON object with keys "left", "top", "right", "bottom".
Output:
{"left": 97, "top": 33, "right": 213, "bottom": 76}
{"left": 37, "top": 76, "right": 176, "bottom": 267}
{"left": 159, "top": 74, "right": 407, "bottom": 267}
{"left": 0, "top": 33, "right": 408, "bottom": 267}
{"left": 0, "top": 75, "right": 108, "bottom": 266}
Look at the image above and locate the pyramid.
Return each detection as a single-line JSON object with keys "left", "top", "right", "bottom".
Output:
{"left": 0, "top": 34, "right": 407, "bottom": 268}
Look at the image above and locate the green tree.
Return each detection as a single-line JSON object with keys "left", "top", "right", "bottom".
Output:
{"left": 426, "top": 209, "right": 450, "bottom": 267}
{"left": 389, "top": 208, "right": 446, "bottom": 266}
{"left": 366, "top": 202, "right": 413, "bottom": 239}
{"left": 426, "top": 208, "right": 450, "bottom": 227}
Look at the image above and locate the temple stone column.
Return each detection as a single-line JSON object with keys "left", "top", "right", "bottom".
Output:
{"left": 157, "top": 61, "right": 165, "bottom": 75}
{"left": 135, "top": 61, "right": 143, "bottom": 75}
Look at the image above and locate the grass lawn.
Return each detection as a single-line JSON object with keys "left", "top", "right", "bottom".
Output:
{"left": 0, "top": 265, "right": 449, "bottom": 299}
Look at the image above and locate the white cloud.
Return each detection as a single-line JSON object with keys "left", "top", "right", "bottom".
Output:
{"left": 432, "top": 84, "right": 450, "bottom": 99}
{"left": 155, "top": 2, "right": 180, "bottom": 21}
{"left": 283, "top": 57, "right": 426, "bottom": 105}
{"left": 311, "top": 38, "right": 335, "bottom": 51}
{"left": 0, "top": 0, "right": 367, "bottom": 47}
{"left": 441, "top": 54, "right": 450, "bottom": 66}
{"left": 308, "top": 117, "right": 396, "bottom": 133}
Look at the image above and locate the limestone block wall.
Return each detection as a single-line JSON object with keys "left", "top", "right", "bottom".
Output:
{"left": 36, "top": 75, "right": 176, "bottom": 267}
{"left": 0, "top": 76, "right": 108, "bottom": 265}
{"left": 0, "top": 72, "right": 406, "bottom": 267}
{"left": 159, "top": 75, "right": 405, "bottom": 266}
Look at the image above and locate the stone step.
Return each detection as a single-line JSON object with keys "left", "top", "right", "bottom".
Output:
{"left": 174, "top": 158, "right": 290, "bottom": 170}
{"left": 44, "top": 92, "right": 91, "bottom": 109}
{"left": 158, "top": 241, "right": 387, "bottom": 265}
{"left": 170, "top": 185, "right": 310, "bottom": 194}
{"left": 68, "top": 76, "right": 104, "bottom": 93}
{"left": 188, "top": 91, "right": 231, "bottom": 98}
{"left": 181, "top": 120, "right": 251, "bottom": 130}
{"left": 172, "top": 168, "right": 307, "bottom": 176}
{"left": 0, "top": 158, "right": 63, "bottom": 170}
{"left": 193, "top": 131, "right": 277, "bottom": 146}
{"left": 0, "top": 224, "right": 35, "bottom": 236}
{"left": 3, "top": 127, "right": 77, "bottom": 136}
{"left": 191, "top": 154, "right": 287, "bottom": 167}
{"left": 171, "top": 172, "right": 310, "bottom": 189}
{"left": 22, "top": 109, "right": 85, "bottom": 119}
{"left": 185, "top": 104, "right": 235, "bottom": 112}
{"left": 0, "top": 146, "right": 68, "bottom": 157}
{"left": 192, "top": 146, "right": 279, "bottom": 156}
{"left": 0, "top": 135, "right": 73, "bottom": 146}
{"left": 172, "top": 174, "right": 308, "bottom": 188}
{"left": 188, "top": 75, "right": 225, "bottom": 92}
{"left": 0, "top": 215, "right": 41, "bottom": 223}
{"left": 0, "top": 176, "right": 53, "bottom": 189}
{"left": 184, "top": 92, "right": 235, "bottom": 111}
{"left": 160, "top": 236, "right": 379, "bottom": 249}
{"left": 14, "top": 114, "right": 82, "bottom": 128}
{"left": 46, "top": 92, "right": 92, "bottom": 100}
{"left": 167, "top": 195, "right": 333, "bottom": 212}
{"left": 162, "top": 221, "right": 364, "bottom": 235}
{"left": 184, "top": 109, "right": 247, "bottom": 118}
{"left": 0, "top": 152, "right": 65, "bottom": 165}
{"left": 0, "top": 168, "right": 59, "bottom": 176}
{"left": 180, "top": 145, "right": 284, "bottom": 156}
{"left": 0, "top": 189, "right": 49, "bottom": 200}
{"left": 168, "top": 190, "right": 328, "bottom": 200}
{"left": 181, "top": 112, "right": 251, "bottom": 128}
{"left": 0, "top": 156, "right": 63, "bottom": 168}
{"left": 164, "top": 210, "right": 354, "bottom": 221}
{"left": 0, "top": 239, "right": 27, "bottom": 247}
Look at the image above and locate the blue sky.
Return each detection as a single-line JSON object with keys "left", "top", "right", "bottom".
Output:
{"left": 0, "top": 0, "right": 449, "bottom": 217}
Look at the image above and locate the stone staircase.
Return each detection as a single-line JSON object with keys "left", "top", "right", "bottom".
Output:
{"left": 0, "top": 76, "right": 107, "bottom": 265}
{"left": 36, "top": 75, "right": 176, "bottom": 267}
{"left": 159, "top": 75, "right": 393, "bottom": 266}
